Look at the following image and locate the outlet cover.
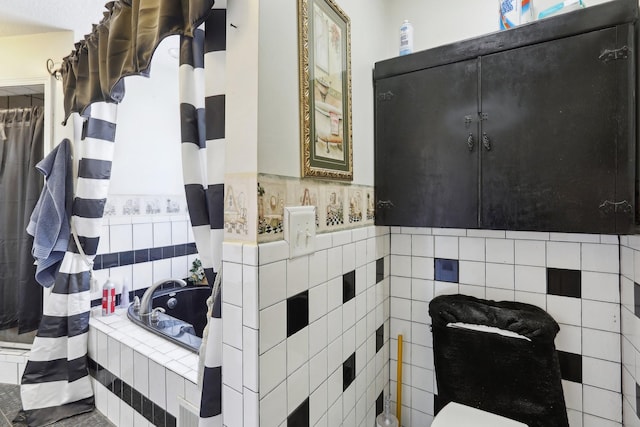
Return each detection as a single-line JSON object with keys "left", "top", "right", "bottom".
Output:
{"left": 284, "top": 206, "right": 316, "bottom": 258}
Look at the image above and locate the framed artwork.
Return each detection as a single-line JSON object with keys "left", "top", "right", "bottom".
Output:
{"left": 298, "top": 0, "right": 353, "bottom": 181}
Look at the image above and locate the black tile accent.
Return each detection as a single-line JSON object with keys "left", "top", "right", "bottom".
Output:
{"left": 150, "top": 247, "right": 163, "bottom": 261}
{"left": 187, "top": 242, "right": 198, "bottom": 255}
{"left": 134, "top": 288, "right": 146, "bottom": 300}
{"left": 175, "top": 244, "right": 187, "bottom": 257}
{"left": 376, "top": 324, "right": 384, "bottom": 353}
{"left": 102, "top": 253, "right": 119, "bottom": 269}
{"left": 131, "top": 389, "right": 142, "bottom": 413}
{"left": 636, "top": 382, "right": 640, "bottom": 419}
{"left": 287, "top": 290, "right": 309, "bottom": 337}
{"left": 376, "top": 391, "right": 384, "bottom": 416}
{"left": 93, "top": 255, "right": 103, "bottom": 270}
{"left": 343, "top": 270, "right": 356, "bottom": 303}
{"left": 119, "top": 251, "right": 134, "bottom": 266}
{"left": 547, "top": 268, "right": 581, "bottom": 298}
{"left": 88, "top": 357, "right": 173, "bottom": 427}
{"left": 91, "top": 298, "right": 102, "bottom": 308}
{"left": 135, "top": 249, "right": 149, "bottom": 263}
{"left": 111, "top": 377, "right": 123, "bottom": 398}
{"left": 142, "top": 395, "right": 154, "bottom": 422}
{"left": 376, "top": 258, "right": 384, "bottom": 283}
{"left": 122, "top": 382, "right": 133, "bottom": 406}
{"left": 434, "top": 258, "right": 459, "bottom": 283}
{"left": 87, "top": 358, "right": 98, "bottom": 377}
{"left": 162, "top": 245, "right": 175, "bottom": 259}
{"left": 557, "top": 350, "right": 582, "bottom": 383}
{"left": 153, "top": 402, "right": 166, "bottom": 427}
{"left": 94, "top": 243, "right": 200, "bottom": 270}
{"left": 634, "top": 282, "right": 640, "bottom": 318}
{"left": 343, "top": 352, "right": 356, "bottom": 391}
{"left": 287, "top": 398, "right": 309, "bottom": 427}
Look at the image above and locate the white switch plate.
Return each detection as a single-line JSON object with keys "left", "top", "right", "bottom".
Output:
{"left": 284, "top": 206, "right": 316, "bottom": 258}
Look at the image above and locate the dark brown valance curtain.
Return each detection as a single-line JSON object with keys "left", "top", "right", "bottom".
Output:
{"left": 60, "top": 0, "right": 214, "bottom": 124}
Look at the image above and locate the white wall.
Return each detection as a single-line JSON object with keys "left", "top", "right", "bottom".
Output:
{"left": 108, "top": 36, "right": 184, "bottom": 196}
{"left": 0, "top": 31, "right": 74, "bottom": 151}
{"left": 382, "top": 0, "right": 615, "bottom": 57}
{"left": 257, "top": 0, "right": 387, "bottom": 185}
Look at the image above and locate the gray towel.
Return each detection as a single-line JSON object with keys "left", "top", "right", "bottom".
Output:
{"left": 26, "top": 139, "right": 73, "bottom": 287}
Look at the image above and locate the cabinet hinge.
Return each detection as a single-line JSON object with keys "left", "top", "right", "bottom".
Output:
{"left": 598, "top": 46, "right": 629, "bottom": 63}
{"left": 599, "top": 200, "right": 632, "bottom": 214}
{"left": 377, "top": 91, "right": 394, "bottom": 102}
{"left": 376, "top": 200, "right": 395, "bottom": 209}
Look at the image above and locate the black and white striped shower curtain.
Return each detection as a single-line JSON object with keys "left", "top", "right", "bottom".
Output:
{"left": 18, "top": 1, "right": 225, "bottom": 425}
{"left": 18, "top": 104, "right": 118, "bottom": 426}
{"left": 179, "top": 6, "right": 226, "bottom": 425}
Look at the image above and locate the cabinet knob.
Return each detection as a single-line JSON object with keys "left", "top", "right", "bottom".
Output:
{"left": 482, "top": 133, "right": 492, "bottom": 151}
{"left": 467, "top": 134, "right": 474, "bottom": 151}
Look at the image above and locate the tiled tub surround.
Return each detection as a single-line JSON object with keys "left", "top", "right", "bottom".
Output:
{"left": 0, "top": 346, "right": 29, "bottom": 385}
{"left": 88, "top": 307, "right": 201, "bottom": 427}
{"left": 620, "top": 236, "right": 640, "bottom": 427}
{"left": 388, "top": 228, "right": 622, "bottom": 427}
{"left": 90, "top": 212, "right": 198, "bottom": 303}
{"left": 220, "top": 226, "right": 391, "bottom": 427}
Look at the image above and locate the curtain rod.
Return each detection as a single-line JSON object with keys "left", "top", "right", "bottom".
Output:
{"left": 46, "top": 59, "right": 62, "bottom": 81}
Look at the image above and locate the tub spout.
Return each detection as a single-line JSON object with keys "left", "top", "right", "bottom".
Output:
{"left": 139, "top": 279, "right": 187, "bottom": 317}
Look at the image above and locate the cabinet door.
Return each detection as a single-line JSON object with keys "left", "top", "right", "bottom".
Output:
{"left": 480, "top": 26, "right": 633, "bottom": 233}
{"left": 375, "top": 59, "right": 478, "bottom": 227}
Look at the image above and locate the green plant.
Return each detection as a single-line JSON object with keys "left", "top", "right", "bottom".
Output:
{"left": 189, "top": 258, "right": 206, "bottom": 283}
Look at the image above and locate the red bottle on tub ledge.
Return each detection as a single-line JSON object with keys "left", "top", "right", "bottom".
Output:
{"left": 102, "top": 279, "right": 116, "bottom": 316}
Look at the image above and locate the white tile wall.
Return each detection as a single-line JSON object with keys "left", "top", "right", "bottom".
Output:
{"left": 87, "top": 307, "right": 199, "bottom": 427}
{"left": 621, "top": 237, "right": 640, "bottom": 427}
{"left": 93, "top": 213, "right": 197, "bottom": 302}
{"left": 221, "top": 226, "right": 390, "bottom": 427}
{"left": 390, "top": 228, "right": 625, "bottom": 427}
{"left": 0, "top": 348, "right": 28, "bottom": 385}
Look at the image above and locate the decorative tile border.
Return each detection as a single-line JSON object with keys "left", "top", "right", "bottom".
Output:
{"left": 104, "top": 194, "right": 188, "bottom": 217}
{"left": 252, "top": 174, "right": 374, "bottom": 243}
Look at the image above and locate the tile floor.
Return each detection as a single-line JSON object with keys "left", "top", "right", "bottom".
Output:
{"left": 0, "top": 383, "right": 113, "bottom": 427}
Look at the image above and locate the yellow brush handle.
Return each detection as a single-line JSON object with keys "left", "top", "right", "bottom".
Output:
{"left": 397, "top": 334, "right": 403, "bottom": 425}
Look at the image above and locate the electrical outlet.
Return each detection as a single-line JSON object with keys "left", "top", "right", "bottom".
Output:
{"left": 284, "top": 206, "right": 316, "bottom": 258}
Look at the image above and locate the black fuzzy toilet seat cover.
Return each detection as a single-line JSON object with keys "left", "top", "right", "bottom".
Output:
{"left": 429, "top": 294, "right": 569, "bottom": 427}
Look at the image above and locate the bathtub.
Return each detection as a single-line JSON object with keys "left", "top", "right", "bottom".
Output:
{"left": 127, "top": 285, "right": 212, "bottom": 353}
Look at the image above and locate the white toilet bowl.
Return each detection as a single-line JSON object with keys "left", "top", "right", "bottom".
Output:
{"left": 431, "top": 402, "right": 527, "bottom": 427}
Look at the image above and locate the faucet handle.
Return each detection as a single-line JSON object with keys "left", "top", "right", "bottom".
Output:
{"left": 150, "top": 307, "right": 165, "bottom": 323}
{"left": 133, "top": 296, "right": 141, "bottom": 313}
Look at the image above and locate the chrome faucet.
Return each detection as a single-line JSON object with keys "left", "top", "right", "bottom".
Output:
{"left": 139, "top": 278, "right": 187, "bottom": 317}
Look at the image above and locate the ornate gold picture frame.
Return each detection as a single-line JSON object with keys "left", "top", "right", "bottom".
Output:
{"left": 298, "top": 0, "right": 353, "bottom": 181}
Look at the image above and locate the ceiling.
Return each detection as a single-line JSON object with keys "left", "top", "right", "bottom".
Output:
{"left": 0, "top": 0, "right": 107, "bottom": 39}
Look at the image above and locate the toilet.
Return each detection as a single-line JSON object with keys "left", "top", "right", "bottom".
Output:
{"left": 432, "top": 402, "right": 526, "bottom": 427}
{"left": 429, "top": 294, "right": 569, "bottom": 427}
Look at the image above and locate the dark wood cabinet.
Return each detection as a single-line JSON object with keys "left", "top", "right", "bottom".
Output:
{"left": 374, "top": 0, "right": 637, "bottom": 234}
{"left": 375, "top": 59, "right": 478, "bottom": 228}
